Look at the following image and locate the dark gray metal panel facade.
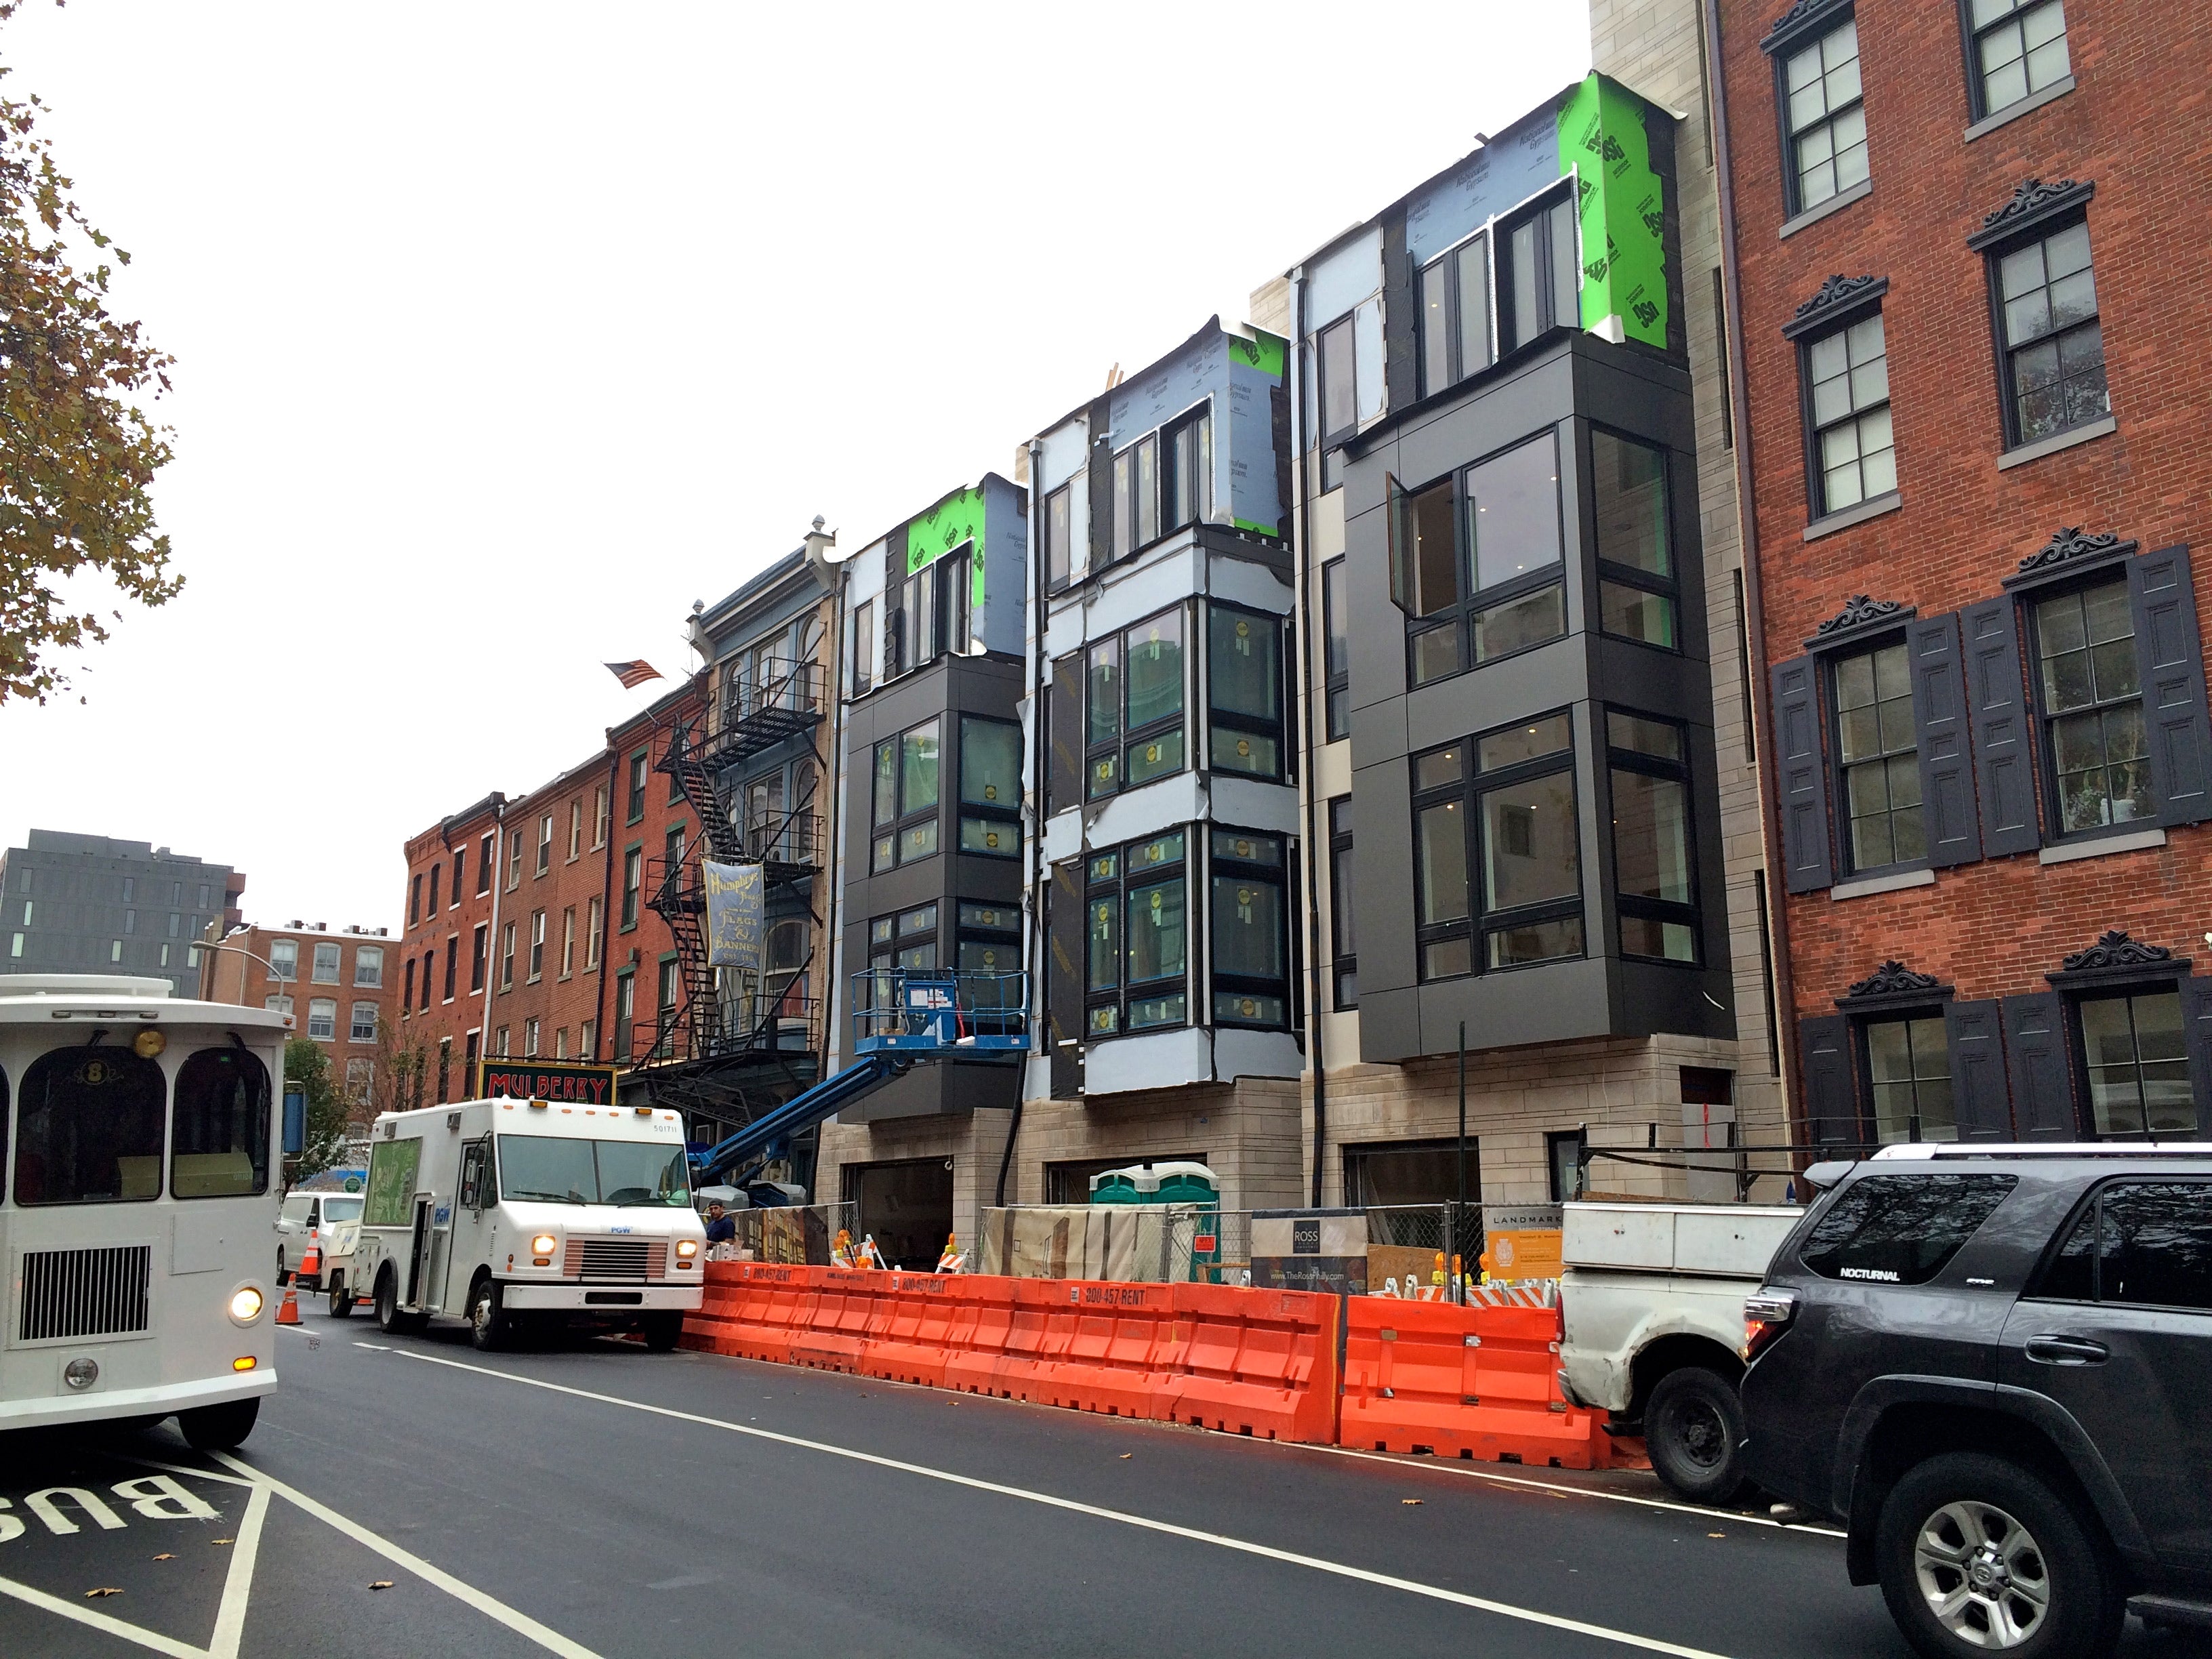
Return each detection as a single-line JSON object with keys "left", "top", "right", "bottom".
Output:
{"left": 1, "top": 830, "right": 239, "bottom": 992}
{"left": 1340, "top": 333, "right": 1731, "bottom": 1064}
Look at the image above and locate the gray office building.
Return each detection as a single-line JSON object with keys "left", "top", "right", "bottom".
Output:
{"left": 1, "top": 830, "right": 245, "bottom": 994}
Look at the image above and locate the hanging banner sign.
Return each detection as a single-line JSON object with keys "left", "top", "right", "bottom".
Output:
{"left": 703, "top": 859, "right": 764, "bottom": 970}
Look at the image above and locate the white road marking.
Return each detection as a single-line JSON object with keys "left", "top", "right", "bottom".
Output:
{"left": 380, "top": 1348, "right": 1738, "bottom": 1659}
{"left": 207, "top": 1479, "right": 270, "bottom": 1659}
{"left": 1302, "top": 1444, "right": 1848, "bottom": 1538}
{"left": 351, "top": 1341, "right": 392, "bottom": 1351}
{"left": 0, "top": 1571, "right": 203, "bottom": 1658}
{"left": 207, "top": 1451, "right": 600, "bottom": 1659}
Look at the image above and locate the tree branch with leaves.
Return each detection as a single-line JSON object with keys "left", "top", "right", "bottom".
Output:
{"left": 0, "top": 0, "right": 180, "bottom": 704}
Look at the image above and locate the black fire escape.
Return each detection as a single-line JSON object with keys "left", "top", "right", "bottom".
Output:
{"left": 631, "top": 656, "right": 828, "bottom": 1126}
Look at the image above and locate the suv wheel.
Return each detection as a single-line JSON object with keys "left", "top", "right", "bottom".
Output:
{"left": 1645, "top": 1366, "right": 1746, "bottom": 1503}
{"left": 1877, "top": 1453, "right": 2121, "bottom": 1659}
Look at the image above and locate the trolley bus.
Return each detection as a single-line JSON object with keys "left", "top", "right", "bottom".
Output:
{"left": 1, "top": 973, "right": 288, "bottom": 1448}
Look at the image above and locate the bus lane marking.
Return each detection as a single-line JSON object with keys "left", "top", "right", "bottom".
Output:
{"left": 379, "top": 1347, "right": 1738, "bottom": 1659}
{"left": 207, "top": 1452, "right": 599, "bottom": 1659}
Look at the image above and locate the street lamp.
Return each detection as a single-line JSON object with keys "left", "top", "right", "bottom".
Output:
{"left": 197, "top": 924, "right": 292, "bottom": 1022}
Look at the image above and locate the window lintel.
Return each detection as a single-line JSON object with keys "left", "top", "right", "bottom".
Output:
{"left": 1781, "top": 273, "right": 1887, "bottom": 342}
{"left": 1759, "top": 0, "right": 1852, "bottom": 57}
{"left": 2046, "top": 929, "right": 2192, "bottom": 990}
{"left": 1804, "top": 593, "right": 1917, "bottom": 653}
{"left": 1835, "top": 958, "right": 1954, "bottom": 1012}
{"left": 1967, "top": 178, "right": 2095, "bottom": 254}
{"left": 2001, "top": 527, "right": 2139, "bottom": 594}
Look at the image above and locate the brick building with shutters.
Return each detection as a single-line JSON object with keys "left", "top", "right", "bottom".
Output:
{"left": 1713, "top": 0, "right": 2212, "bottom": 1146}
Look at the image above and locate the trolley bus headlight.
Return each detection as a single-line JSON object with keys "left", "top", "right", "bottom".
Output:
{"left": 64, "top": 1357, "right": 98, "bottom": 1390}
{"left": 228, "top": 1287, "right": 264, "bottom": 1323}
{"left": 676, "top": 1240, "right": 699, "bottom": 1258}
{"left": 531, "top": 1233, "right": 557, "bottom": 1256}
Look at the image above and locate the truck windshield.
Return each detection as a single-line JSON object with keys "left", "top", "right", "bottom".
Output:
{"left": 496, "top": 1136, "right": 691, "bottom": 1206}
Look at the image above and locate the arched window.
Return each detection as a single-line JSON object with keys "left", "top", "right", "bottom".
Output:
{"left": 172, "top": 1046, "right": 271, "bottom": 1198}
{"left": 15, "top": 1047, "right": 166, "bottom": 1204}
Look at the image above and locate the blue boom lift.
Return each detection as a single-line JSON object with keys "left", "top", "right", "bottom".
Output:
{"left": 687, "top": 970, "right": 1028, "bottom": 1188}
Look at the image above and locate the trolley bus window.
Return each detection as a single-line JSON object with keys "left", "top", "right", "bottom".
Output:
{"left": 0, "top": 1064, "right": 9, "bottom": 1204}
{"left": 497, "top": 1135, "right": 691, "bottom": 1206}
{"left": 171, "top": 1046, "right": 271, "bottom": 1198}
{"left": 15, "top": 1046, "right": 166, "bottom": 1205}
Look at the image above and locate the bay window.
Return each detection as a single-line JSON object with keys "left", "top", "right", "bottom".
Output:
{"left": 1606, "top": 711, "right": 1700, "bottom": 963}
{"left": 1207, "top": 605, "right": 1285, "bottom": 781}
{"left": 958, "top": 715, "right": 1022, "bottom": 858}
{"left": 1111, "top": 406, "right": 1210, "bottom": 562}
{"left": 1392, "top": 430, "right": 1566, "bottom": 689}
{"left": 871, "top": 716, "right": 941, "bottom": 871}
{"left": 1086, "top": 606, "right": 1185, "bottom": 799}
{"left": 1592, "top": 430, "right": 1678, "bottom": 651}
{"left": 1086, "top": 832, "right": 1189, "bottom": 1036}
{"left": 1209, "top": 830, "right": 1290, "bottom": 1029}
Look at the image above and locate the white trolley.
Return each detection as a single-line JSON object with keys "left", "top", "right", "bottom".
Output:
{"left": 0, "top": 974, "right": 289, "bottom": 1448}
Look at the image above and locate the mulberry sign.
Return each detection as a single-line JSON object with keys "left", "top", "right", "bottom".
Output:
{"left": 476, "top": 1059, "right": 619, "bottom": 1104}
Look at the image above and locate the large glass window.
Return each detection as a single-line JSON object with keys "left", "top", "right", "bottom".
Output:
{"left": 1413, "top": 712, "right": 1582, "bottom": 979}
{"left": 1806, "top": 312, "right": 1893, "bottom": 515}
{"left": 1087, "top": 607, "right": 1185, "bottom": 798}
{"left": 1783, "top": 18, "right": 1866, "bottom": 214}
{"left": 1210, "top": 830, "right": 1289, "bottom": 1029}
{"left": 2078, "top": 991, "right": 2190, "bottom": 1139}
{"left": 872, "top": 717, "right": 943, "bottom": 869}
{"left": 14, "top": 1046, "right": 166, "bottom": 1204}
{"left": 1592, "top": 430, "right": 1678, "bottom": 651}
{"left": 1607, "top": 711, "right": 1698, "bottom": 963}
{"left": 1419, "top": 231, "right": 1494, "bottom": 397}
{"left": 1322, "top": 559, "right": 1350, "bottom": 742}
{"left": 958, "top": 716, "right": 1021, "bottom": 859}
{"left": 1498, "top": 192, "right": 1580, "bottom": 352}
{"left": 1086, "top": 832, "right": 1189, "bottom": 1035}
{"left": 1832, "top": 640, "right": 1923, "bottom": 870}
{"left": 2032, "top": 577, "right": 2149, "bottom": 835}
{"left": 1208, "top": 605, "right": 1284, "bottom": 782}
{"left": 956, "top": 901, "right": 1019, "bottom": 976}
{"left": 1317, "top": 314, "right": 1357, "bottom": 448}
{"left": 171, "top": 1046, "right": 271, "bottom": 1198}
{"left": 1044, "top": 483, "right": 1073, "bottom": 590}
{"left": 1863, "top": 1016, "right": 1955, "bottom": 1143}
{"left": 1970, "top": 0, "right": 2068, "bottom": 118}
{"left": 1394, "top": 432, "right": 1565, "bottom": 689}
{"left": 1996, "top": 220, "right": 2106, "bottom": 448}
{"left": 1112, "top": 407, "right": 1210, "bottom": 560}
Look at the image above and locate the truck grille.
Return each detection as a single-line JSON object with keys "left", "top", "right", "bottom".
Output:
{"left": 17, "top": 1245, "right": 152, "bottom": 1343}
{"left": 562, "top": 1238, "right": 665, "bottom": 1281}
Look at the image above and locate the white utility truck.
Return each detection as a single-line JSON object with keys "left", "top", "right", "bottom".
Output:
{"left": 1557, "top": 1200, "right": 1805, "bottom": 1501}
{"left": 0, "top": 974, "right": 289, "bottom": 1449}
{"left": 353, "top": 1095, "right": 706, "bottom": 1351}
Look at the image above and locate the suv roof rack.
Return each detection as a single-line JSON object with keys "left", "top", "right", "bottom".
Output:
{"left": 1870, "top": 1141, "right": 2212, "bottom": 1160}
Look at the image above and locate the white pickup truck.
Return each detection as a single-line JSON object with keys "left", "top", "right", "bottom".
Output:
{"left": 1557, "top": 1200, "right": 1805, "bottom": 1502}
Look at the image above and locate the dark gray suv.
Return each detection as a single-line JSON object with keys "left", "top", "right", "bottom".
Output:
{"left": 1740, "top": 1144, "right": 2212, "bottom": 1659}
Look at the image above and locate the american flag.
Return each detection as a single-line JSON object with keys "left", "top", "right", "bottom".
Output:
{"left": 604, "top": 660, "right": 663, "bottom": 690}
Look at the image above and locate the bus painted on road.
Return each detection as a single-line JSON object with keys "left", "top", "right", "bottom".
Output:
{"left": 1, "top": 974, "right": 289, "bottom": 1448}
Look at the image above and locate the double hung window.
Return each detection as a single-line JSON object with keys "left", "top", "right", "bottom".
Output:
{"left": 1859, "top": 1013, "right": 1956, "bottom": 1143}
{"left": 1607, "top": 712, "right": 1699, "bottom": 963}
{"left": 2030, "top": 577, "right": 2149, "bottom": 834}
{"left": 1086, "top": 607, "right": 1185, "bottom": 799}
{"left": 2077, "top": 990, "right": 2190, "bottom": 1139}
{"left": 1498, "top": 193, "right": 1580, "bottom": 354}
{"left": 1992, "top": 220, "right": 2106, "bottom": 448}
{"left": 1782, "top": 18, "right": 1866, "bottom": 215}
{"left": 1418, "top": 232, "right": 1494, "bottom": 396}
{"left": 1207, "top": 605, "right": 1285, "bottom": 781}
{"left": 621, "top": 846, "right": 642, "bottom": 929}
{"left": 1085, "top": 832, "right": 1189, "bottom": 1036}
{"left": 1805, "top": 312, "right": 1893, "bottom": 515}
{"left": 507, "top": 830, "right": 523, "bottom": 891}
{"left": 478, "top": 833, "right": 495, "bottom": 893}
{"left": 586, "top": 897, "right": 602, "bottom": 968}
{"left": 499, "top": 923, "right": 516, "bottom": 992}
{"left": 1593, "top": 431, "right": 1679, "bottom": 650}
{"left": 958, "top": 716, "right": 1021, "bottom": 858}
{"left": 311, "top": 943, "right": 341, "bottom": 984}
{"left": 1393, "top": 431, "right": 1565, "bottom": 688}
{"left": 1832, "top": 639, "right": 1923, "bottom": 870}
{"left": 536, "top": 814, "right": 553, "bottom": 876}
{"left": 890, "top": 549, "right": 970, "bottom": 674}
{"left": 871, "top": 717, "right": 942, "bottom": 872}
{"left": 528, "top": 910, "right": 546, "bottom": 982}
{"left": 627, "top": 751, "right": 648, "bottom": 824}
{"left": 307, "top": 998, "right": 337, "bottom": 1042}
{"left": 1968, "top": 0, "right": 2068, "bottom": 119}
{"left": 1328, "top": 798, "right": 1356, "bottom": 1008}
{"left": 1210, "top": 831, "right": 1290, "bottom": 1029}
{"left": 1111, "top": 407, "right": 1211, "bottom": 562}
{"left": 1322, "top": 560, "right": 1350, "bottom": 741}
{"left": 270, "top": 939, "right": 298, "bottom": 981}
{"left": 851, "top": 598, "right": 874, "bottom": 695}
{"left": 1413, "top": 712, "right": 1583, "bottom": 980}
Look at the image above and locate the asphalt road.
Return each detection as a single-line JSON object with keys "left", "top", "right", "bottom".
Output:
{"left": 3, "top": 1301, "right": 2206, "bottom": 1659}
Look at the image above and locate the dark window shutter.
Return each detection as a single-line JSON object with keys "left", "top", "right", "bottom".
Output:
{"left": 1047, "top": 859, "right": 1084, "bottom": 1099}
{"left": 1047, "top": 654, "right": 1082, "bottom": 816}
{"left": 1943, "top": 999, "right": 2011, "bottom": 1140}
{"left": 2181, "top": 977, "right": 2212, "bottom": 1137}
{"left": 1907, "top": 613, "right": 1982, "bottom": 867}
{"left": 1770, "top": 657, "right": 1835, "bottom": 893}
{"left": 2001, "top": 991, "right": 2077, "bottom": 1140}
{"left": 1087, "top": 405, "right": 1115, "bottom": 571}
{"left": 1961, "top": 597, "right": 2040, "bottom": 856}
{"left": 1799, "top": 1014, "right": 1856, "bottom": 1147}
{"left": 2127, "top": 544, "right": 2212, "bottom": 827}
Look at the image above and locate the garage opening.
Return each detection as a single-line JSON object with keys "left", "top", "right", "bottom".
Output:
{"left": 840, "top": 1158, "right": 953, "bottom": 1271}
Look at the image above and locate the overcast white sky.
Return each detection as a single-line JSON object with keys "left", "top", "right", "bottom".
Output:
{"left": 0, "top": 1, "right": 1590, "bottom": 928}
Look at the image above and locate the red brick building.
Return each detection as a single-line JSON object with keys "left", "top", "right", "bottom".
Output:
{"left": 1717, "top": 0, "right": 2212, "bottom": 1143}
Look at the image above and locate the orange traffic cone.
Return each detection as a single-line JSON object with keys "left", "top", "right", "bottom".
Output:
{"left": 298, "top": 1232, "right": 322, "bottom": 1283}
{"left": 275, "top": 1282, "right": 301, "bottom": 1325}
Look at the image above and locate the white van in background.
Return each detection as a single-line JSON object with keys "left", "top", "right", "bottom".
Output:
{"left": 352, "top": 1095, "right": 707, "bottom": 1350}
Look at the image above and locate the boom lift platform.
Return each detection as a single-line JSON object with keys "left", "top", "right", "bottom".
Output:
{"left": 689, "top": 970, "right": 1027, "bottom": 1187}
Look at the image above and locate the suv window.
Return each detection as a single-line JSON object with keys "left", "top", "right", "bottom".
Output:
{"left": 1799, "top": 1172, "right": 2018, "bottom": 1286}
{"left": 2037, "top": 1181, "right": 2212, "bottom": 1311}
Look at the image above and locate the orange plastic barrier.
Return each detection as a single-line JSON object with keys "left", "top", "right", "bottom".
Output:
{"left": 1160, "top": 1283, "right": 1341, "bottom": 1443}
{"left": 1338, "top": 1295, "right": 1608, "bottom": 1469}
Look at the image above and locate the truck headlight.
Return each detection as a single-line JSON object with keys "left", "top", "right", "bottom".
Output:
{"left": 228, "top": 1287, "right": 264, "bottom": 1323}
{"left": 676, "top": 1240, "right": 699, "bottom": 1258}
{"left": 531, "top": 1234, "right": 557, "bottom": 1256}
